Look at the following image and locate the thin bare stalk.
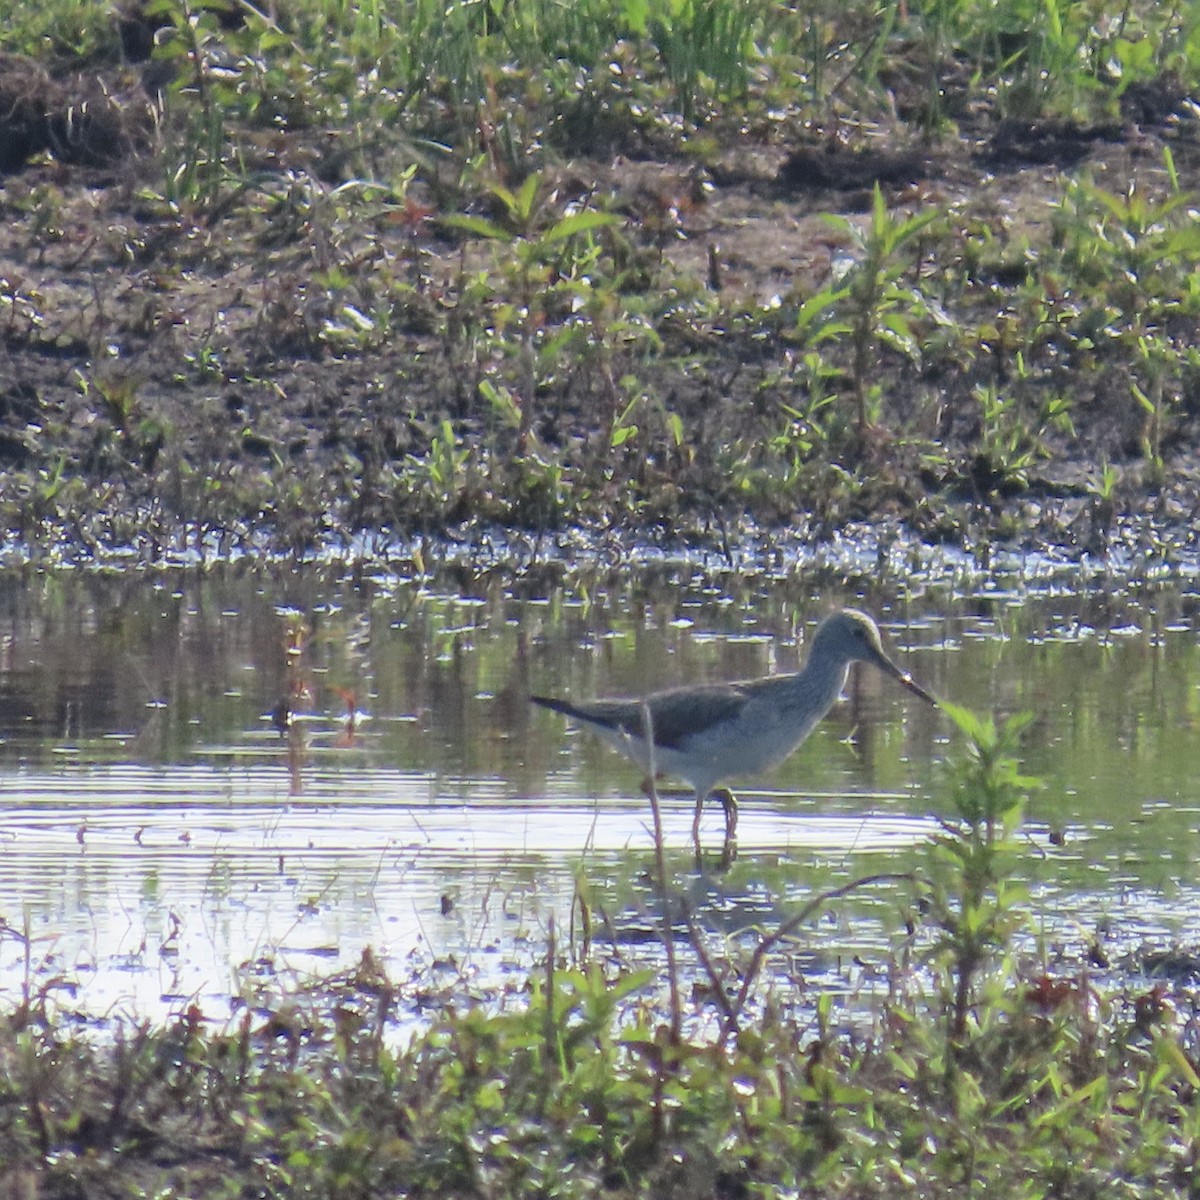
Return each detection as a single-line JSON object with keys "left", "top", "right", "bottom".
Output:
{"left": 640, "top": 701, "right": 682, "bottom": 1044}
{"left": 720, "top": 871, "right": 914, "bottom": 1041}
{"left": 682, "top": 902, "right": 736, "bottom": 1024}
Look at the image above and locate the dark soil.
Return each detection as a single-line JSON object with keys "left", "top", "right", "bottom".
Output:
{"left": 2, "top": 38, "right": 1200, "bottom": 563}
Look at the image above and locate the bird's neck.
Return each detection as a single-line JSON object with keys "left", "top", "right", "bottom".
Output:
{"left": 779, "top": 655, "right": 852, "bottom": 720}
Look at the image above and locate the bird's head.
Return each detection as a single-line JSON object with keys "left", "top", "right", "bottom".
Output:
{"left": 815, "top": 609, "right": 937, "bottom": 706}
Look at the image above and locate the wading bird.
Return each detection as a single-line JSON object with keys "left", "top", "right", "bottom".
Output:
{"left": 532, "top": 609, "right": 937, "bottom": 856}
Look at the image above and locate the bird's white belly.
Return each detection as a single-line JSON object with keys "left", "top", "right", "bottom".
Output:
{"left": 599, "top": 704, "right": 819, "bottom": 793}
{"left": 691, "top": 706, "right": 816, "bottom": 778}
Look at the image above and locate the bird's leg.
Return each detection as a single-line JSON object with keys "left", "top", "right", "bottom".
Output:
{"left": 691, "top": 790, "right": 706, "bottom": 854}
{"left": 711, "top": 787, "right": 738, "bottom": 842}
{"left": 692, "top": 787, "right": 738, "bottom": 862}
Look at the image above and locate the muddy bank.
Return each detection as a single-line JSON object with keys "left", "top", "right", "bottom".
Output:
{"left": 1, "top": 15, "right": 1199, "bottom": 566}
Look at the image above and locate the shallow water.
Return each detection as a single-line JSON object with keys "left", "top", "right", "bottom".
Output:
{"left": 0, "top": 561, "right": 1198, "bottom": 1026}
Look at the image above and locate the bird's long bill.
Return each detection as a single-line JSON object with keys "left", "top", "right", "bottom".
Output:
{"left": 874, "top": 650, "right": 938, "bottom": 706}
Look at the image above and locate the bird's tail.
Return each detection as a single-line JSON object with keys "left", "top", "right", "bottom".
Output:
{"left": 530, "top": 694, "right": 583, "bottom": 719}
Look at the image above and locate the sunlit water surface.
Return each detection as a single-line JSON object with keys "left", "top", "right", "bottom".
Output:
{"left": 2, "top": 560, "right": 1199, "bottom": 1027}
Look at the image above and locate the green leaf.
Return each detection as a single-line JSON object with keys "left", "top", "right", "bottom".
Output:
{"left": 513, "top": 173, "right": 541, "bottom": 222}
{"left": 938, "top": 701, "right": 991, "bottom": 742}
{"left": 793, "top": 285, "right": 850, "bottom": 343}
{"left": 542, "top": 211, "right": 621, "bottom": 243}
{"left": 620, "top": 0, "right": 650, "bottom": 35}
{"left": 1156, "top": 1035, "right": 1200, "bottom": 1087}
{"left": 1130, "top": 381, "right": 1155, "bottom": 415}
{"left": 478, "top": 379, "right": 522, "bottom": 429}
{"left": 439, "top": 214, "right": 510, "bottom": 241}
{"left": 607, "top": 968, "right": 657, "bottom": 1001}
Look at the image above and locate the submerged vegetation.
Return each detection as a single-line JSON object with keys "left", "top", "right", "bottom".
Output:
{"left": 2, "top": 703, "right": 1198, "bottom": 1198}
{"left": 0, "top": 0, "right": 1199, "bottom": 558}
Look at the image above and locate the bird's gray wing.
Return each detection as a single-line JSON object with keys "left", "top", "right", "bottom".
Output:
{"left": 533, "top": 685, "right": 752, "bottom": 749}
{"left": 645, "top": 684, "right": 754, "bottom": 748}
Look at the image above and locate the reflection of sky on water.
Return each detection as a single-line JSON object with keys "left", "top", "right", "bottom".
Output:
{"left": 0, "top": 763, "right": 941, "bottom": 1022}
{"left": 0, "top": 563, "right": 1198, "bottom": 1025}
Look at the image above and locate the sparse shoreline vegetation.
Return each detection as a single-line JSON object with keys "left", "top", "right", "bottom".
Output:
{"left": 0, "top": 0, "right": 1199, "bottom": 560}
